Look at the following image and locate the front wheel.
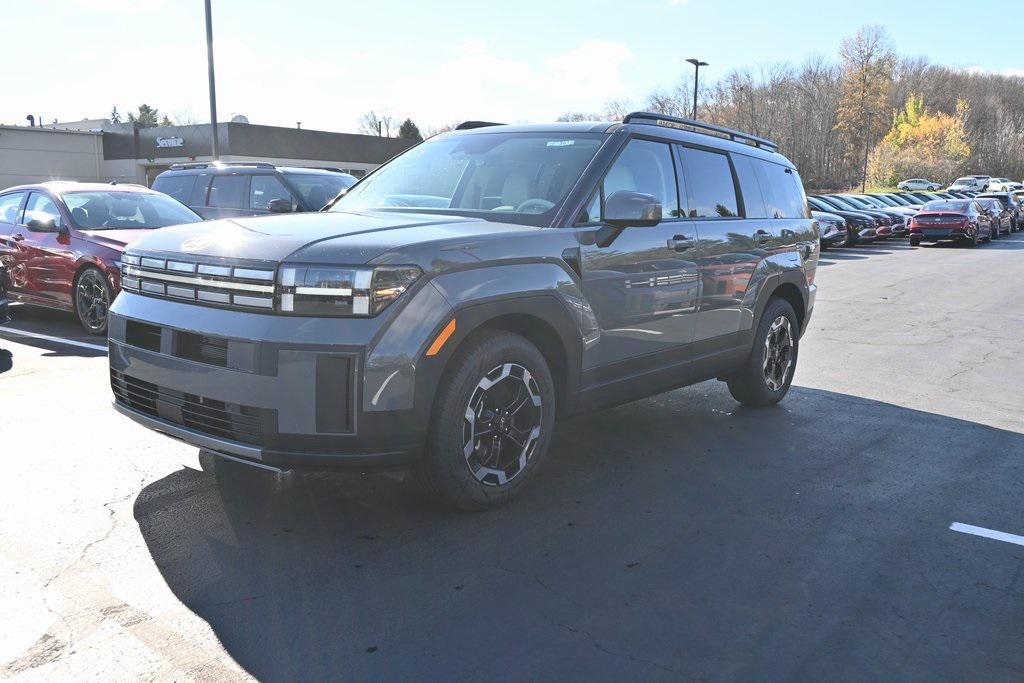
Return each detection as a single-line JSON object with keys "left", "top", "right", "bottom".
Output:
{"left": 414, "top": 330, "right": 556, "bottom": 510}
{"left": 910, "top": 237, "right": 921, "bottom": 247}
{"left": 74, "top": 267, "right": 112, "bottom": 336}
{"left": 726, "top": 298, "right": 799, "bottom": 407}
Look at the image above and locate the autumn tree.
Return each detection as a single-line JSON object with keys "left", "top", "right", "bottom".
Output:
{"left": 868, "top": 94, "right": 970, "bottom": 186}
{"left": 835, "top": 25, "right": 896, "bottom": 184}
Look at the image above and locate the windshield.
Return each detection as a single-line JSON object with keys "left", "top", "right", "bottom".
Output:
{"left": 284, "top": 174, "right": 357, "bottom": 210}
{"left": 923, "top": 200, "right": 970, "bottom": 212}
{"left": 885, "top": 194, "right": 913, "bottom": 206}
{"left": 825, "top": 197, "right": 860, "bottom": 211}
{"left": 331, "top": 132, "right": 604, "bottom": 225}
{"left": 63, "top": 191, "right": 201, "bottom": 230}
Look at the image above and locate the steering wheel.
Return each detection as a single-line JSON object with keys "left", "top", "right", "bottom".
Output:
{"left": 515, "top": 199, "right": 555, "bottom": 214}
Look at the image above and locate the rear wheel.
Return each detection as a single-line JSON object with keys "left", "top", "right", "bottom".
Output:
{"left": 414, "top": 330, "right": 556, "bottom": 510}
{"left": 726, "top": 298, "right": 798, "bottom": 407}
{"left": 74, "top": 267, "right": 111, "bottom": 336}
{"left": 909, "top": 237, "right": 921, "bottom": 247}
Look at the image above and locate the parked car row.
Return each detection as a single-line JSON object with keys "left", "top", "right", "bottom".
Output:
{"left": 807, "top": 188, "right": 1024, "bottom": 249}
{"left": 904, "top": 175, "right": 1024, "bottom": 194}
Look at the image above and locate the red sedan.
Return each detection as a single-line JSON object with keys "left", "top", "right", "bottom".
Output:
{"left": 0, "top": 182, "right": 202, "bottom": 334}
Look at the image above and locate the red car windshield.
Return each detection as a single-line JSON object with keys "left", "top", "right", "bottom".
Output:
{"left": 63, "top": 191, "right": 201, "bottom": 230}
{"left": 922, "top": 200, "right": 969, "bottom": 213}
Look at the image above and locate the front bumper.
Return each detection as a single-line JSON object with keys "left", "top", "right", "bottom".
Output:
{"left": 108, "top": 287, "right": 454, "bottom": 470}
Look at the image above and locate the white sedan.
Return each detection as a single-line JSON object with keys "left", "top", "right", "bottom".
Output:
{"left": 897, "top": 178, "right": 941, "bottom": 191}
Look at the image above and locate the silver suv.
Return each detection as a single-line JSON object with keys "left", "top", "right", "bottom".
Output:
{"left": 110, "top": 113, "right": 818, "bottom": 509}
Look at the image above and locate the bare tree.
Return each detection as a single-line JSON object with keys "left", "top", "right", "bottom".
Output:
{"left": 359, "top": 110, "right": 396, "bottom": 136}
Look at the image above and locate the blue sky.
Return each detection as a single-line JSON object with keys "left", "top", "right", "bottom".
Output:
{"left": 5, "top": 0, "right": 1019, "bottom": 133}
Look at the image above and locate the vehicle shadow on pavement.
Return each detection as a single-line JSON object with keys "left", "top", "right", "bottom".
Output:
{"left": 132, "top": 383, "right": 1024, "bottom": 681}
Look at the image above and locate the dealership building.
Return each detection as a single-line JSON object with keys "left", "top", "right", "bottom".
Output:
{"left": 0, "top": 119, "right": 416, "bottom": 190}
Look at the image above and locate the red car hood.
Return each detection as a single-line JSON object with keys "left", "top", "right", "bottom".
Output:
{"left": 79, "top": 229, "right": 155, "bottom": 249}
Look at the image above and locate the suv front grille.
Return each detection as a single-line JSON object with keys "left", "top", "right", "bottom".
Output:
{"left": 111, "top": 369, "right": 272, "bottom": 445}
{"left": 121, "top": 253, "right": 276, "bottom": 312}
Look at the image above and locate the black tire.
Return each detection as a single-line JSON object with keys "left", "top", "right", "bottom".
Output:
{"left": 74, "top": 267, "right": 112, "bottom": 336}
{"left": 844, "top": 231, "right": 857, "bottom": 247}
{"left": 909, "top": 237, "right": 921, "bottom": 247}
{"left": 726, "top": 297, "right": 798, "bottom": 407}
{"left": 414, "top": 330, "right": 556, "bottom": 510}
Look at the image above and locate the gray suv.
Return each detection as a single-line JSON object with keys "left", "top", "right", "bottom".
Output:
{"left": 152, "top": 162, "right": 357, "bottom": 220}
{"left": 110, "top": 113, "right": 818, "bottom": 509}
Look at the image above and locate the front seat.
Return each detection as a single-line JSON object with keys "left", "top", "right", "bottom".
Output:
{"left": 496, "top": 170, "right": 532, "bottom": 211}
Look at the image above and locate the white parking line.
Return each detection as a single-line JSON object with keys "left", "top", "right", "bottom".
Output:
{"left": 0, "top": 328, "right": 108, "bottom": 353}
{"left": 950, "top": 522, "right": 1024, "bottom": 548}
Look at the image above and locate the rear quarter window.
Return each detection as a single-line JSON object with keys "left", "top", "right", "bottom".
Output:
{"left": 753, "top": 160, "right": 809, "bottom": 219}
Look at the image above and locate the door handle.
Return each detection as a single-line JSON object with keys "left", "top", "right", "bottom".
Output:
{"left": 667, "top": 235, "right": 694, "bottom": 251}
{"left": 11, "top": 233, "right": 25, "bottom": 241}
{"left": 754, "top": 229, "right": 771, "bottom": 244}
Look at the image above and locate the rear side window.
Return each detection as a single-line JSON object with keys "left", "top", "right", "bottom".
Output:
{"left": 754, "top": 160, "right": 809, "bottom": 219}
{"left": 679, "top": 147, "right": 739, "bottom": 218}
{"left": 190, "top": 176, "right": 211, "bottom": 205}
{"left": 0, "top": 192, "right": 25, "bottom": 225}
{"left": 250, "top": 175, "right": 292, "bottom": 210}
{"left": 731, "top": 155, "right": 768, "bottom": 219}
{"left": 208, "top": 175, "right": 248, "bottom": 209}
{"left": 152, "top": 175, "right": 197, "bottom": 203}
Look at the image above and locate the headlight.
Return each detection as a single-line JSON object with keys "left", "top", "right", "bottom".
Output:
{"left": 277, "top": 264, "right": 421, "bottom": 317}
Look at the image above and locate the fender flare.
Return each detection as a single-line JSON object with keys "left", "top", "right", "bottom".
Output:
{"left": 414, "top": 292, "right": 585, "bottom": 420}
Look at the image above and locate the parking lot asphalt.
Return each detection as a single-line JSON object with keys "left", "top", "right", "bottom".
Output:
{"left": 2, "top": 236, "right": 1023, "bottom": 681}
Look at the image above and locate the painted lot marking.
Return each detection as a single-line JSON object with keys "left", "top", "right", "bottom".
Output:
{"left": 0, "top": 328, "right": 108, "bottom": 353}
{"left": 950, "top": 522, "right": 1024, "bottom": 548}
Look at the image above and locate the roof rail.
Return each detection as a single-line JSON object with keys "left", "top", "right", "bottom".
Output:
{"left": 306, "top": 166, "right": 345, "bottom": 173}
{"left": 621, "top": 112, "right": 778, "bottom": 152}
{"left": 455, "top": 121, "right": 505, "bottom": 130}
{"left": 167, "top": 161, "right": 277, "bottom": 170}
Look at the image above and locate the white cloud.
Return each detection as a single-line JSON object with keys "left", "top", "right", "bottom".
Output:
{"left": 4, "top": 34, "right": 633, "bottom": 134}
{"left": 377, "top": 40, "right": 635, "bottom": 127}
{"left": 71, "top": 0, "right": 168, "bottom": 14}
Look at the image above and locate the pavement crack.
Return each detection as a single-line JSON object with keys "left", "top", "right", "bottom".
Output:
{"left": 546, "top": 616, "right": 680, "bottom": 675}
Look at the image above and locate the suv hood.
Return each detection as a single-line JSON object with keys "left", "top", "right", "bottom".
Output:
{"left": 123, "top": 210, "right": 540, "bottom": 264}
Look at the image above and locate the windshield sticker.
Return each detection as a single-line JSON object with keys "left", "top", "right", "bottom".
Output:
{"left": 546, "top": 140, "right": 575, "bottom": 147}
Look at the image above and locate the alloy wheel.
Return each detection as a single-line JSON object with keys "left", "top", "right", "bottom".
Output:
{"left": 76, "top": 270, "right": 110, "bottom": 333}
{"left": 762, "top": 316, "right": 794, "bottom": 392}
{"left": 463, "top": 363, "right": 543, "bottom": 486}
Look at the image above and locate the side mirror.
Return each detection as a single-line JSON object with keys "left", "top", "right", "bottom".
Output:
{"left": 604, "top": 190, "right": 662, "bottom": 228}
{"left": 267, "top": 198, "right": 293, "bottom": 213}
{"left": 26, "top": 217, "right": 57, "bottom": 232}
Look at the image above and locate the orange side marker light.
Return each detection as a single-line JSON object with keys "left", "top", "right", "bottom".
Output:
{"left": 426, "top": 318, "right": 457, "bottom": 356}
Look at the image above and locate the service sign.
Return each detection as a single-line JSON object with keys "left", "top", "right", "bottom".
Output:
{"left": 156, "top": 136, "right": 184, "bottom": 148}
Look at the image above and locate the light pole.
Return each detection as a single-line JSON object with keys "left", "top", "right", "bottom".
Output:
{"left": 204, "top": 0, "right": 220, "bottom": 160}
{"left": 686, "top": 58, "right": 708, "bottom": 119}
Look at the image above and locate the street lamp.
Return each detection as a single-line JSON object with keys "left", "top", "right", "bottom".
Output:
{"left": 204, "top": 0, "right": 220, "bottom": 160}
{"left": 686, "top": 58, "right": 709, "bottom": 119}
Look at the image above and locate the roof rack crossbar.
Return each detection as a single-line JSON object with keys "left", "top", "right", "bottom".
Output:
{"left": 455, "top": 120, "right": 505, "bottom": 130}
{"left": 621, "top": 111, "right": 778, "bottom": 152}
{"left": 168, "top": 161, "right": 276, "bottom": 170}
